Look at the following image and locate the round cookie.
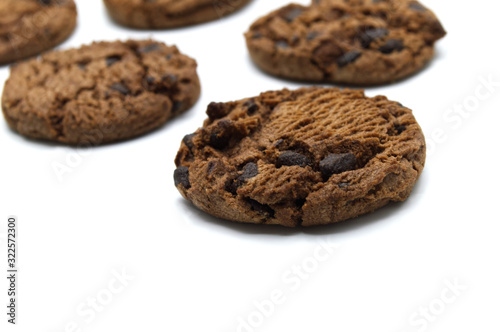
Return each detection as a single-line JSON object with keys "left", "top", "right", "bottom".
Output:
{"left": 103, "top": 0, "right": 252, "bottom": 29}
{"left": 174, "top": 87, "right": 426, "bottom": 227}
{"left": 245, "top": 0, "right": 446, "bottom": 85}
{"left": 1, "top": 39, "right": 201, "bottom": 145}
{"left": 0, "top": 0, "right": 77, "bottom": 65}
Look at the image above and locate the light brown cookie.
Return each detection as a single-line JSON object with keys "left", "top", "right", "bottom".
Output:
{"left": 2, "top": 40, "right": 201, "bottom": 145}
{"left": 174, "top": 87, "right": 426, "bottom": 227}
{"left": 245, "top": 0, "right": 446, "bottom": 85}
{"left": 0, "top": 0, "right": 77, "bottom": 65}
{"left": 103, "top": 0, "right": 252, "bottom": 29}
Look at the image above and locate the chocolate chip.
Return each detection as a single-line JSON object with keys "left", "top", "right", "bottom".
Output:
{"left": 106, "top": 56, "right": 121, "bottom": 67}
{"left": 182, "top": 133, "right": 196, "bottom": 150}
{"left": 379, "top": 39, "right": 404, "bottom": 54}
{"left": 171, "top": 101, "right": 183, "bottom": 113}
{"left": 166, "top": 54, "right": 173, "bottom": 60}
{"left": 360, "top": 28, "right": 388, "bottom": 48}
{"left": 225, "top": 178, "right": 238, "bottom": 195}
{"left": 38, "top": 0, "right": 51, "bottom": 5}
{"left": 276, "top": 41, "right": 289, "bottom": 49}
{"left": 110, "top": 83, "right": 130, "bottom": 95}
{"left": 243, "top": 100, "right": 259, "bottom": 114}
{"left": 284, "top": 7, "right": 304, "bottom": 22}
{"left": 138, "top": 44, "right": 159, "bottom": 53}
{"left": 252, "top": 32, "right": 263, "bottom": 39}
{"left": 320, "top": 153, "right": 357, "bottom": 179}
{"left": 77, "top": 62, "right": 87, "bottom": 70}
{"left": 306, "top": 31, "right": 320, "bottom": 41}
{"left": 395, "top": 124, "right": 406, "bottom": 134}
{"left": 209, "top": 119, "right": 234, "bottom": 149}
{"left": 277, "top": 151, "right": 311, "bottom": 168}
{"left": 337, "top": 51, "right": 362, "bottom": 67}
{"left": 145, "top": 76, "right": 155, "bottom": 84}
{"left": 338, "top": 182, "right": 350, "bottom": 188}
{"left": 240, "top": 163, "right": 258, "bottom": 181}
{"left": 248, "top": 199, "right": 275, "bottom": 218}
{"left": 207, "top": 102, "right": 230, "bottom": 120}
{"left": 409, "top": 2, "right": 426, "bottom": 11}
{"left": 162, "top": 74, "right": 178, "bottom": 84}
{"left": 174, "top": 167, "right": 190, "bottom": 189}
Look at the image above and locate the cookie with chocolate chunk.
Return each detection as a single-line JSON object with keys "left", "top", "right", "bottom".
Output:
{"left": 245, "top": 0, "right": 446, "bottom": 85}
{"left": 174, "top": 87, "right": 426, "bottom": 227}
{"left": 0, "top": 0, "right": 77, "bottom": 65}
{"left": 1, "top": 39, "right": 200, "bottom": 144}
{"left": 103, "top": 0, "right": 252, "bottom": 29}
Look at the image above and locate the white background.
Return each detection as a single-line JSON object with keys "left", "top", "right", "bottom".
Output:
{"left": 1, "top": 0, "right": 500, "bottom": 331}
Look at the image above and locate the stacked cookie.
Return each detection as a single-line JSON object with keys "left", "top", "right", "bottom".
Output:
{"left": 0, "top": 0, "right": 446, "bottom": 227}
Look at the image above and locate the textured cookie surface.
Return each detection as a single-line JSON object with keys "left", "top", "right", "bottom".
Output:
{"left": 245, "top": 0, "right": 446, "bottom": 85}
{"left": 2, "top": 40, "right": 200, "bottom": 144}
{"left": 174, "top": 87, "right": 426, "bottom": 227}
{"left": 104, "top": 0, "right": 252, "bottom": 29}
{"left": 0, "top": 0, "right": 77, "bottom": 65}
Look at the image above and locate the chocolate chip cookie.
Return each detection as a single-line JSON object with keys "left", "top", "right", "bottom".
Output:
{"left": 2, "top": 40, "right": 201, "bottom": 144}
{"left": 0, "top": 0, "right": 77, "bottom": 65}
{"left": 174, "top": 87, "right": 426, "bottom": 227}
{"left": 103, "top": 0, "right": 252, "bottom": 29}
{"left": 245, "top": 0, "right": 446, "bottom": 85}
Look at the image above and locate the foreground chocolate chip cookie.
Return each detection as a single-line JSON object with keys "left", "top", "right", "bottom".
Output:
{"left": 103, "top": 0, "right": 252, "bottom": 29}
{"left": 2, "top": 40, "right": 200, "bottom": 144}
{"left": 174, "top": 88, "right": 425, "bottom": 227}
{"left": 0, "top": 0, "right": 77, "bottom": 65}
{"left": 245, "top": 0, "right": 446, "bottom": 85}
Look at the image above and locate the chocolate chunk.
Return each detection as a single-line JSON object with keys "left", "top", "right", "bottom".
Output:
{"left": 138, "top": 44, "right": 160, "bottom": 53}
{"left": 379, "top": 39, "right": 404, "bottom": 54}
{"left": 106, "top": 56, "right": 121, "bottom": 67}
{"left": 166, "top": 54, "right": 173, "bottom": 60}
{"left": 360, "top": 28, "right": 388, "bottom": 48}
{"left": 182, "top": 133, "right": 196, "bottom": 150}
{"left": 38, "top": 0, "right": 51, "bottom": 5}
{"left": 207, "top": 102, "right": 230, "bottom": 120}
{"left": 277, "top": 151, "right": 311, "bottom": 168}
{"left": 209, "top": 119, "right": 234, "bottom": 149}
{"left": 110, "top": 83, "right": 130, "bottom": 95}
{"left": 338, "top": 182, "right": 350, "bottom": 188}
{"left": 243, "top": 100, "right": 259, "bottom": 114}
{"left": 409, "top": 2, "right": 426, "bottom": 11}
{"left": 248, "top": 199, "right": 275, "bottom": 218}
{"left": 284, "top": 7, "right": 304, "bottom": 22}
{"left": 174, "top": 167, "right": 191, "bottom": 189}
{"left": 240, "top": 162, "right": 258, "bottom": 181}
{"left": 145, "top": 76, "right": 155, "bottom": 84}
{"left": 337, "top": 51, "right": 362, "bottom": 67}
{"left": 320, "top": 153, "right": 357, "bottom": 179}
{"left": 276, "top": 41, "right": 289, "bottom": 49}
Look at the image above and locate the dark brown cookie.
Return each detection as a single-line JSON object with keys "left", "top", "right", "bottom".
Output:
{"left": 0, "top": 0, "right": 77, "bottom": 65}
{"left": 1, "top": 40, "right": 201, "bottom": 145}
{"left": 245, "top": 0, "right": 446, "bottom": 85}
{"left": 174, "top": 87, "right": 426, "bottom": 227}
{"left": 103, "top": 0, "right": 252, "bottom": 29}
